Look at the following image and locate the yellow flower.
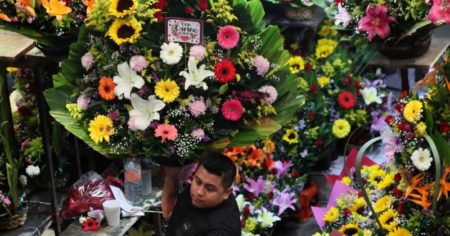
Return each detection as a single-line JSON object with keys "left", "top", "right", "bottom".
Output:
{"left": 109, "top": 0, "right": 137, "bottom": 17}
{"left": 341, "top": 176, "right": 352, "bottom": 185}
{"left": 283, "top": 129, "right": 299, "bottom": 144}
{"left": 387, "top": 228, "right": 412, "bottom": 236}
{"left": 66, "top": 103, "right": 82, "bottom": 120}
{"left": 374, "top": 195, "right": 393, "bottom": 213}
{"left": 416, "top": 122, "right": 427, "bottom": 136}
{"left": 107, "top": 17, "right": 142, "bottom": 45}
{"left": 324, "top": 207, "right": 339, "bottom": 223}
{"left": 332, "top": 119, "right": 351, "bottom": 138}
{"left": 6, "top": 67, "right": 18, "bottom": 73}
{"left": 338, "top": 223, "right": 360, "bottom": 235}
{"left": 379, "top": 209, "right": 398, "bottom": 231}
{"left": 317, "top": 76, "right": 330, "bottom": 88}
{"left": 243, "top": 217, "right": 257, "bottom": 232}
{"left": 403, "top": 100, "right": 423, "bottom": 123}
{"left": 315, "top": 39, "right": 337, "bottom": 59}
{"left": 288, "top": 56, "right": 305, "bottom": 74}
{"left": 88, "top": 115, "right": 115, "bottom": 144}
{"left": 377, "top": 172, "right": 395, "bottom": 190}
{"left": 154, "top": 80, "right": 180, "bottom": 103}
{"left": 350, "top": 198, "right": 367, "bottom": 215}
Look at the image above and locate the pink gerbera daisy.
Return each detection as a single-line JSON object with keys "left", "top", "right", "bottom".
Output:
{"left": 221, "top": 99, "right": 244, "bottom": 121}
{"left": 155, "top": 123, "right": 178, "bottom": 143}
{"left": 217, "top": 25, "right": 240, "bottom": 49}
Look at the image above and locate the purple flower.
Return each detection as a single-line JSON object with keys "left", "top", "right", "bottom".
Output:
{"left": 381, "top": 128, "right": 404, "bottom": 160}
{"left": 81, "top": 51, "right": 95, "bottom": 70}
{"left": 244, "top": 176, "right": 266, "bottom": 197}
{"left": 108, "top": 110, "right": 120, "bottom": 121}
{"left": 271, "top": 190, "right": 297, "bottom": 215}
{"left": 258, "top": 85, "right": 278, "bottom": 105}
{"left": 189, "top": 99, "right": 207, "bottom": 117}
{"left": 252, "top": 55, "right": 270, "bottom": 76}
{"left": 191, "top": 128, "right": 205, "bottom": 140}
{"left": 370, "top": 110, "right": 387, "bottom": 132}
{"left": 272, "top": 161, "right": 293, "bottom": 179}
{"left": 129, "top": 55, "right": 148, "bottom": 72}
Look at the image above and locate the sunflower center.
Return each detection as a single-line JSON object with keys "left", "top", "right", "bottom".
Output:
{"left": 288, "top": 133, "right": 296, "bottom": 139}
{"left": 344, "top": 228, "right": 358, "bottom": 235}
{"left": 356, "top": 206, "right": 365, "bottom": 215}
{"left": 385, "top": 217, "right": 394, "bottom": 225}
{"left": 291, "top": 64, "right": 299, "bottom": 70}
{"left": 117, "top": 0, "right": 133, "bottom": 12}
{"left": 117, "top": 25, "right": 135, "bottom": 39}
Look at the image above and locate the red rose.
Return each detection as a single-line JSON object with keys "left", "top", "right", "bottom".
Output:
{"left": 268, "top": 191, "right": 274, "bottom": 199}
{"left": 393, "top": 188, "right": 403, "bottom": 198}
{"left": 344, "top": 75, "right": 352, "bottom": 85}
{"left": 343, "top": 208, "right": 352, "bottom": 216}
{"left": 395, "top": 103, "right": 403, "bottom": 112}
{"left": 385, "top": 115, "right": 394, "bottom": 125}
{"left": 185, "top": 6, "right": 193, "bottom": 14}
{"left": 309, "top": 84, "right": 317, "bottom": 93}
{"left": 291, "top": 170, "right": 299, "bottom": 178}
{"left": 439, "top": 121, "right": 450, "bottom": 133}
{"left": 243, "top": 206, "right": 250, "bottom": 217}
{"left": 400, "top": 91, "right": 408, "bottom": 99}
{"left": 198, "top": 0, "right": 208, "bottom": 11}
{"left": 354, "top": 80, "right": 361, "bottom": 90}
{"left": 396, "top": 203, "right": 404, "bottom": 214}
{"left": 394, "top": 173, "right": 401, "bottom": 183}
{"left": 154, "top": 0, "right": 167, "bottom": 9}
{"left": 214, "top": 59, "right": 236, "bottom": 84}
{"left": 337, "top": 91, "right": 356, "bottom": 109}
{"left": 314, "top": 139, "right": 323, "bottom": 148}
{"left": 305, "top": 63, "right": 312, "bottom": 72}
{"left": 307, "top": 111, "right": 315, "bottom": 121}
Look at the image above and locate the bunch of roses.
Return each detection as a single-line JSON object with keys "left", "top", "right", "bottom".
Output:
{"left": 45, "top": 0, "right": 299, "bottom": 162}
{"left": 223, "top": 140, "right": 306, "bottom": 235}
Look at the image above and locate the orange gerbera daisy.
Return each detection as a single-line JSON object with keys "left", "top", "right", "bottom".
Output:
{"left": 263, "top": 140, "right": 275, "bottom": 153}
{"left": 98, "top": 77, "right": 116, "bottom": 101}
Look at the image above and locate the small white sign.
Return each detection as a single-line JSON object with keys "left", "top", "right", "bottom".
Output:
{"left": 165, "top": 17, "right": 203, "bottom": 45}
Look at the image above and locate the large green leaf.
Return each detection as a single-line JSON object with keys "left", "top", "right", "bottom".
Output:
{"left": 430, "top": 131, "right": 450, "bottom": 163}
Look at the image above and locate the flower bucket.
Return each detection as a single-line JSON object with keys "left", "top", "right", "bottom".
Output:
{"left": 0, "top": 211, "right": 27, "bottom": 230}
{"left": 375, "top": 34, "right": 432, "bottom": 60}
{"left": 284, "top": 6, "right": 315, "bottom": 21}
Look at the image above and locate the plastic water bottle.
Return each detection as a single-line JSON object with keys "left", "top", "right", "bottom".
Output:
{"left": 123, "top": 158, "right": 143, "bottom": 206}
{"left": 141, "top": 158, "right": 155, "bottom": 197}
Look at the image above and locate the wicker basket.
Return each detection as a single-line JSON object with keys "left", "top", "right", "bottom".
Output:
{"left": 0, "top": 211, "right": 27, "bottom": 230}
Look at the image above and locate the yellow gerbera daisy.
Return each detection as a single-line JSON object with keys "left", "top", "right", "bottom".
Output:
{"left": 403, "top": 100, "right": 423, "bottom": 123}
{"left": 288, "top": 56, "right": 304, "bottom": 74}
{"left": 88, "top": 115, "right": 115, "bottom": 144}
{"left": 379, "top": 209, "right": 398, "bottom": 231}
{"left": 350, "top": 197, "right": 367, "bottom": 215}
{"left": 374, "top": 195, "right": 393, "bottom": 213}
{"left": 107, "top": 17, "right": 142, "bottom": 45}
{"left": 154, "top": 80, "right": 180, "bottom": 103}
{"left": 317, "top": 76, "right": 330, "bottom": 88}
{"left": 282, "top": 129, "right": 299, "bottom": 144}
{"left": 338, "top": 223, "right": 360, "bottom": 235}
{"left": 415, "top": 122, "right": 427, "bottom": 136}
{"left": 332, "top": 119, "right": 351, "bottom": 138}
{"left": 109, "top": 0, "right": 137, "bottom": 17}
{"left": 387, "top": 228, "right": 412, "bottom": 236}
{"left": 324, "top": 207, "right": 339, "bottom": 223}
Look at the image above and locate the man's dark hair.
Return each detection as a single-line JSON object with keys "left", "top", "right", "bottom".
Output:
{"left": 199, "top": 152, "right": 236, "bottom": 189}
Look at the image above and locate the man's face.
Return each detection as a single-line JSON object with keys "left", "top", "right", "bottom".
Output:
{"left": 190, "top": 165, "right": 232, "bottom": 208}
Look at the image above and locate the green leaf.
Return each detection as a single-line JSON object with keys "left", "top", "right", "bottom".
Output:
{"left": 396, "top": 20, "right": 432, "bottom": 43}
{"left": 430, "top": 131, "right": 450, "bottom": 163}
{"left": 218, "top": 84, "right": 228, "bottom": 95}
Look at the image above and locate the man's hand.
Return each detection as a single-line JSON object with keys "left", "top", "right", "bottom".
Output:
{"left": 162, "top": 166, "right": 181, "bottom": 220}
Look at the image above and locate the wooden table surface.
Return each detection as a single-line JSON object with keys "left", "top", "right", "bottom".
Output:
{"left": 0, "top": 30, "right": 34, "bottom": 62}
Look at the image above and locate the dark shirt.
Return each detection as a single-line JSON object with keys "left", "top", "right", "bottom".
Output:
{"left": 166, "top": 186, "right": 241, "bottom": 236}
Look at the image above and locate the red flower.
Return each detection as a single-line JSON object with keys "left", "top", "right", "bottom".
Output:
{"left": 214, "top": 59, "right": 236, "bottom": 84}
{"left": 268, "top": 191, "right": 274, "bottom": 199}
{"left": 400, "top": 91, "right": 408, "bottom": 99}
{"left": 393, "top": 187, "right": 403, "bottom": 198}
{"left": 309, "top": 84, "right": 317, "bottom": 93}
{"left": 354, "top": 80, "right": 361, "bottom": 90}
{"left": 221, "top": 99, "right": 244, "bottom": 121}
{"left": 394, "top": 103, "right": 403, "bottom": 112}
{"left": 397, "top": 122, "right": 411, "bottom": 132}
{"left": 198, "top": 0, "right": 208, "bottom": 11}
{"left": 291, "top": 170, "right": 299, "bottom": 178}
{"left": 305, "top": 63, "right": 312, "bottom": 72}
{"left": 439, "top": 121, "right": 450, "bottom": 133}
{"left": 154, "top": 0, "right": 167, "bottom": 9}
{"left": 394, "top": 173, "right": 401, "bottom": 183}
{"left": 344, "top": 75, "right": 352, "bottom": 85}
{"left": 185, "top": 6, "right": 193, "bottom": 14}
{"left": 384, "top": 115, "right": 394, "bottom": 125}
{"left": 307, "top": 111, "right": 315, "bottom": 121}
{"left": 81, "top": 218, "right": 99, "bottom": 231}
{"left": 243, "top": 206, "right": 250, "bottom": 217}
{"left": 335, "top": 0, "right": 345, "bottom": 4}
{"left": 343, "top": 208, "right": 352, "bottom": 216}
{"left": 314, "top": 139, "right": 323, "bottom": 148}
{"left": 337, "top": 91, "right": 356, "bottom": 109}
{"left": 155, "top": 12, "right": 163, "bottom": 23}
{"left": 396, "top": 203, "right": 404, "bottom": 214}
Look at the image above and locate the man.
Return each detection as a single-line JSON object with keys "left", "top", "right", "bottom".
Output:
{"left": 163, "top": 152, "right": 241, "bottom": 236}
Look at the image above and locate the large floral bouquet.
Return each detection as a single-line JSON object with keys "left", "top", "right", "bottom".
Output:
{"left": 273, "top": 26, "right": 386, "bottom": 170}
{"left": 44, "top": 0, "right": 301, "bottom": 164}
{"left": 224, "top": 140, "right": 306, "bottom": 235}
{"left": 0, "top": 0, "right": 87, "bottom": 46}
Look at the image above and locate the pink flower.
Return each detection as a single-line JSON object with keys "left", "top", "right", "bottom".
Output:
{"left": 189, "top": 99, "right": 207, "bottom": 117}
{"left": 77, "top": 93, "right": 91, "bottom": 110}
{"left": 358, "top": 4, "right": 396, "bottom": 42}
{"left": 335, "top": 3, "right": 352, "bottom": 27}
{"left": 258, "top": 85, "right": 278, "bottom": 104}
{"left": 155, "top": 123, "right": 178, "bottom": 143}
{"left": 129, "top": 55, "right": 148, "bottom": 72}
{"left": 428, "top": 0, "right": 450, "bottom": 24}
{"left": 81, "top": 51, "right": 95, "bottom": 70}
{"left": 252, "top": 55, "right": 270, "bottom": 76}
{"left": 217, "top": 25, "right": 240, "bottom": 49}
{"left": 0, "top": 192, "right": 11, "bottom": 205}
{"left": 191, "top": 128, "right": 205, "bottom": 140}
{"left": 189, "top": 45, "right": 207, "bottom": 60}
{"left": 128, "top": 116, "right": 139, "bottom": 131}
{"left": 221, "top": 99, "right": 244, "bottom": 121}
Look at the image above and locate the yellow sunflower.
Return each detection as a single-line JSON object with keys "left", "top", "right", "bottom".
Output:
{"left": 332, "top": 119, "right": 351, "bottom": 138}
{"left": 317, "top": 76, "right": 330, "bottom": 88}
{"left": 109, "top": 0, "right": 137, "bottom": 17}
{"left": 282, "top": 129, "right": 299, "bottom": 144}
{"left": 107, "top": 17, "right": 142, "bottom": 45}
{"left": 403, "top": 100, "right": 423, "bottom": 123}
{"left": 338, "top": 223, "right": 360, "bottom": 235}
{"left": 387, "top": 228, "right": 412, "bottom": 236}
{"left": 315, "top": 39, "right": 337, "bottom": 59}
{"left": 155, "top": 80, "right": 180, "bottom": 103}
{"left": 379, "top": 209, "right": 398, "bottom": 231}
{"left": 350, "top": 197, "right": 367, "bottom": 215}
{"left": 324, "top": 207, "right": 339, "bottom": 223}
{"left": 88, "top": 115, "right": 115, "bottom": 144}
{"left": 288, "top": 56, "right": 305, "bottom": 74}
{"left": 374, "top": 195, "right": 393, "bottom": 213}
{"left": 377, "top": 172, "right": 395, "bottom": 190}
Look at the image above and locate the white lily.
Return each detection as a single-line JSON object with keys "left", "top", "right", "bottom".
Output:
{"left": 256, "top": 207, "right": 281, "bottom": 228}
{"left": 113, "top": 62, "right": 145, "bottom": 100}
{"left": 361, "top": 87, "right": 382, "bottom": 105}
{"left": 179, "top": 57, "right": 214, "bottom": 90}
{"left": 235, "top": 194, "right": 247, "bottom": 212}
{"left": 129, "top": 94, "right": 165, "bottom": 131}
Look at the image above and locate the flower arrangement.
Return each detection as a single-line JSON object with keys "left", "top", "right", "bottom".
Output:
{"left": 0, "top": 0, "right": 87, "bottom": 46}
{"left": 320, "top": 0, "right": 448, "bottom": 46}
{"left": 223, "top": 140, "right": 306, "bottom": 235}
{"left": 44, "top": 0, "right": 301, "bottom": 164}
{"left": 273, "top": 24, "right": 386, "bottom": 170}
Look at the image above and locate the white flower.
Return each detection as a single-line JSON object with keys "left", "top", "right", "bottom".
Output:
{"left": 335, "top": 3, "right": 352, "bottom": 27}
{"left": 179, "top": 57, "right": 214, "bottom": 90}
{"left": 129, "top": 94, "right": 165, "bottom": 131}
{"left": 160, "top": 42, "right": 183, "bottom": 65}
{"left": 235, "top": 194, "right": 247, "bottom": 212}
{"left": 410, "top": 148, "right": 433, "bottom": 171}
{"left": 9, "top": 90, "right": 23, "bottom": 113}
{"left": 26, "top": 165, "right": 40, "bottom": 177}
{"left": 361, "top": 87, "right": 382, "bottom": 105}
{"left": 19, "top": 175, "right": 27, "bottom": 186}
{"left": 113, "top": 62, "right": 145, "bottom": 100}
{"left": 256, "top": 207, "right": 281, "bottom": 228}
{"left": 81, "top": 51, "right": 95, "bottom": 70}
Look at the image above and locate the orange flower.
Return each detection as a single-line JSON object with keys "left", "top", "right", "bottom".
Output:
{"left": 438, "top": 166, "right": 450, "bottom": 200}
{"left": 243, "top": 145, "right": 263, "bottom": 168}
{"left": 82, "top": 0, "right": 96, "bottom": 13}
{"left": 222, "top": 146, "right": 246, "bottom": 162}
{"left": 264, "top": 155, "right": 274, "bottom": 171}
{"left": 408, "top": 184, "right": 432, "bottom": 209}
{"left": 15, "top": 0, "right": 37, "bottom": 17}
{"left": 263, "top": 140, "right": 275, "bottom": 154}
{"left": 404, "top": 173, "right": 424, "bottom": 199}
{"left": 98, "top": 77, "right": 116, "bottom": 101}
{"left": 0, "top": 13, "right": 11, "bottom": 22}
{"left": 41, "top": 0, "right": 72, "bottom": 22}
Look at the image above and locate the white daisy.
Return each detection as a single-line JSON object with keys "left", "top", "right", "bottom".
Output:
{"left": 160, "top": 42, "right": 183, "bottom": 65}
{"left": 26, "top": 165, "right": 40, "bottom": 177}
{"left": 410, "top": 148, "right": 433, "bottom": 171}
